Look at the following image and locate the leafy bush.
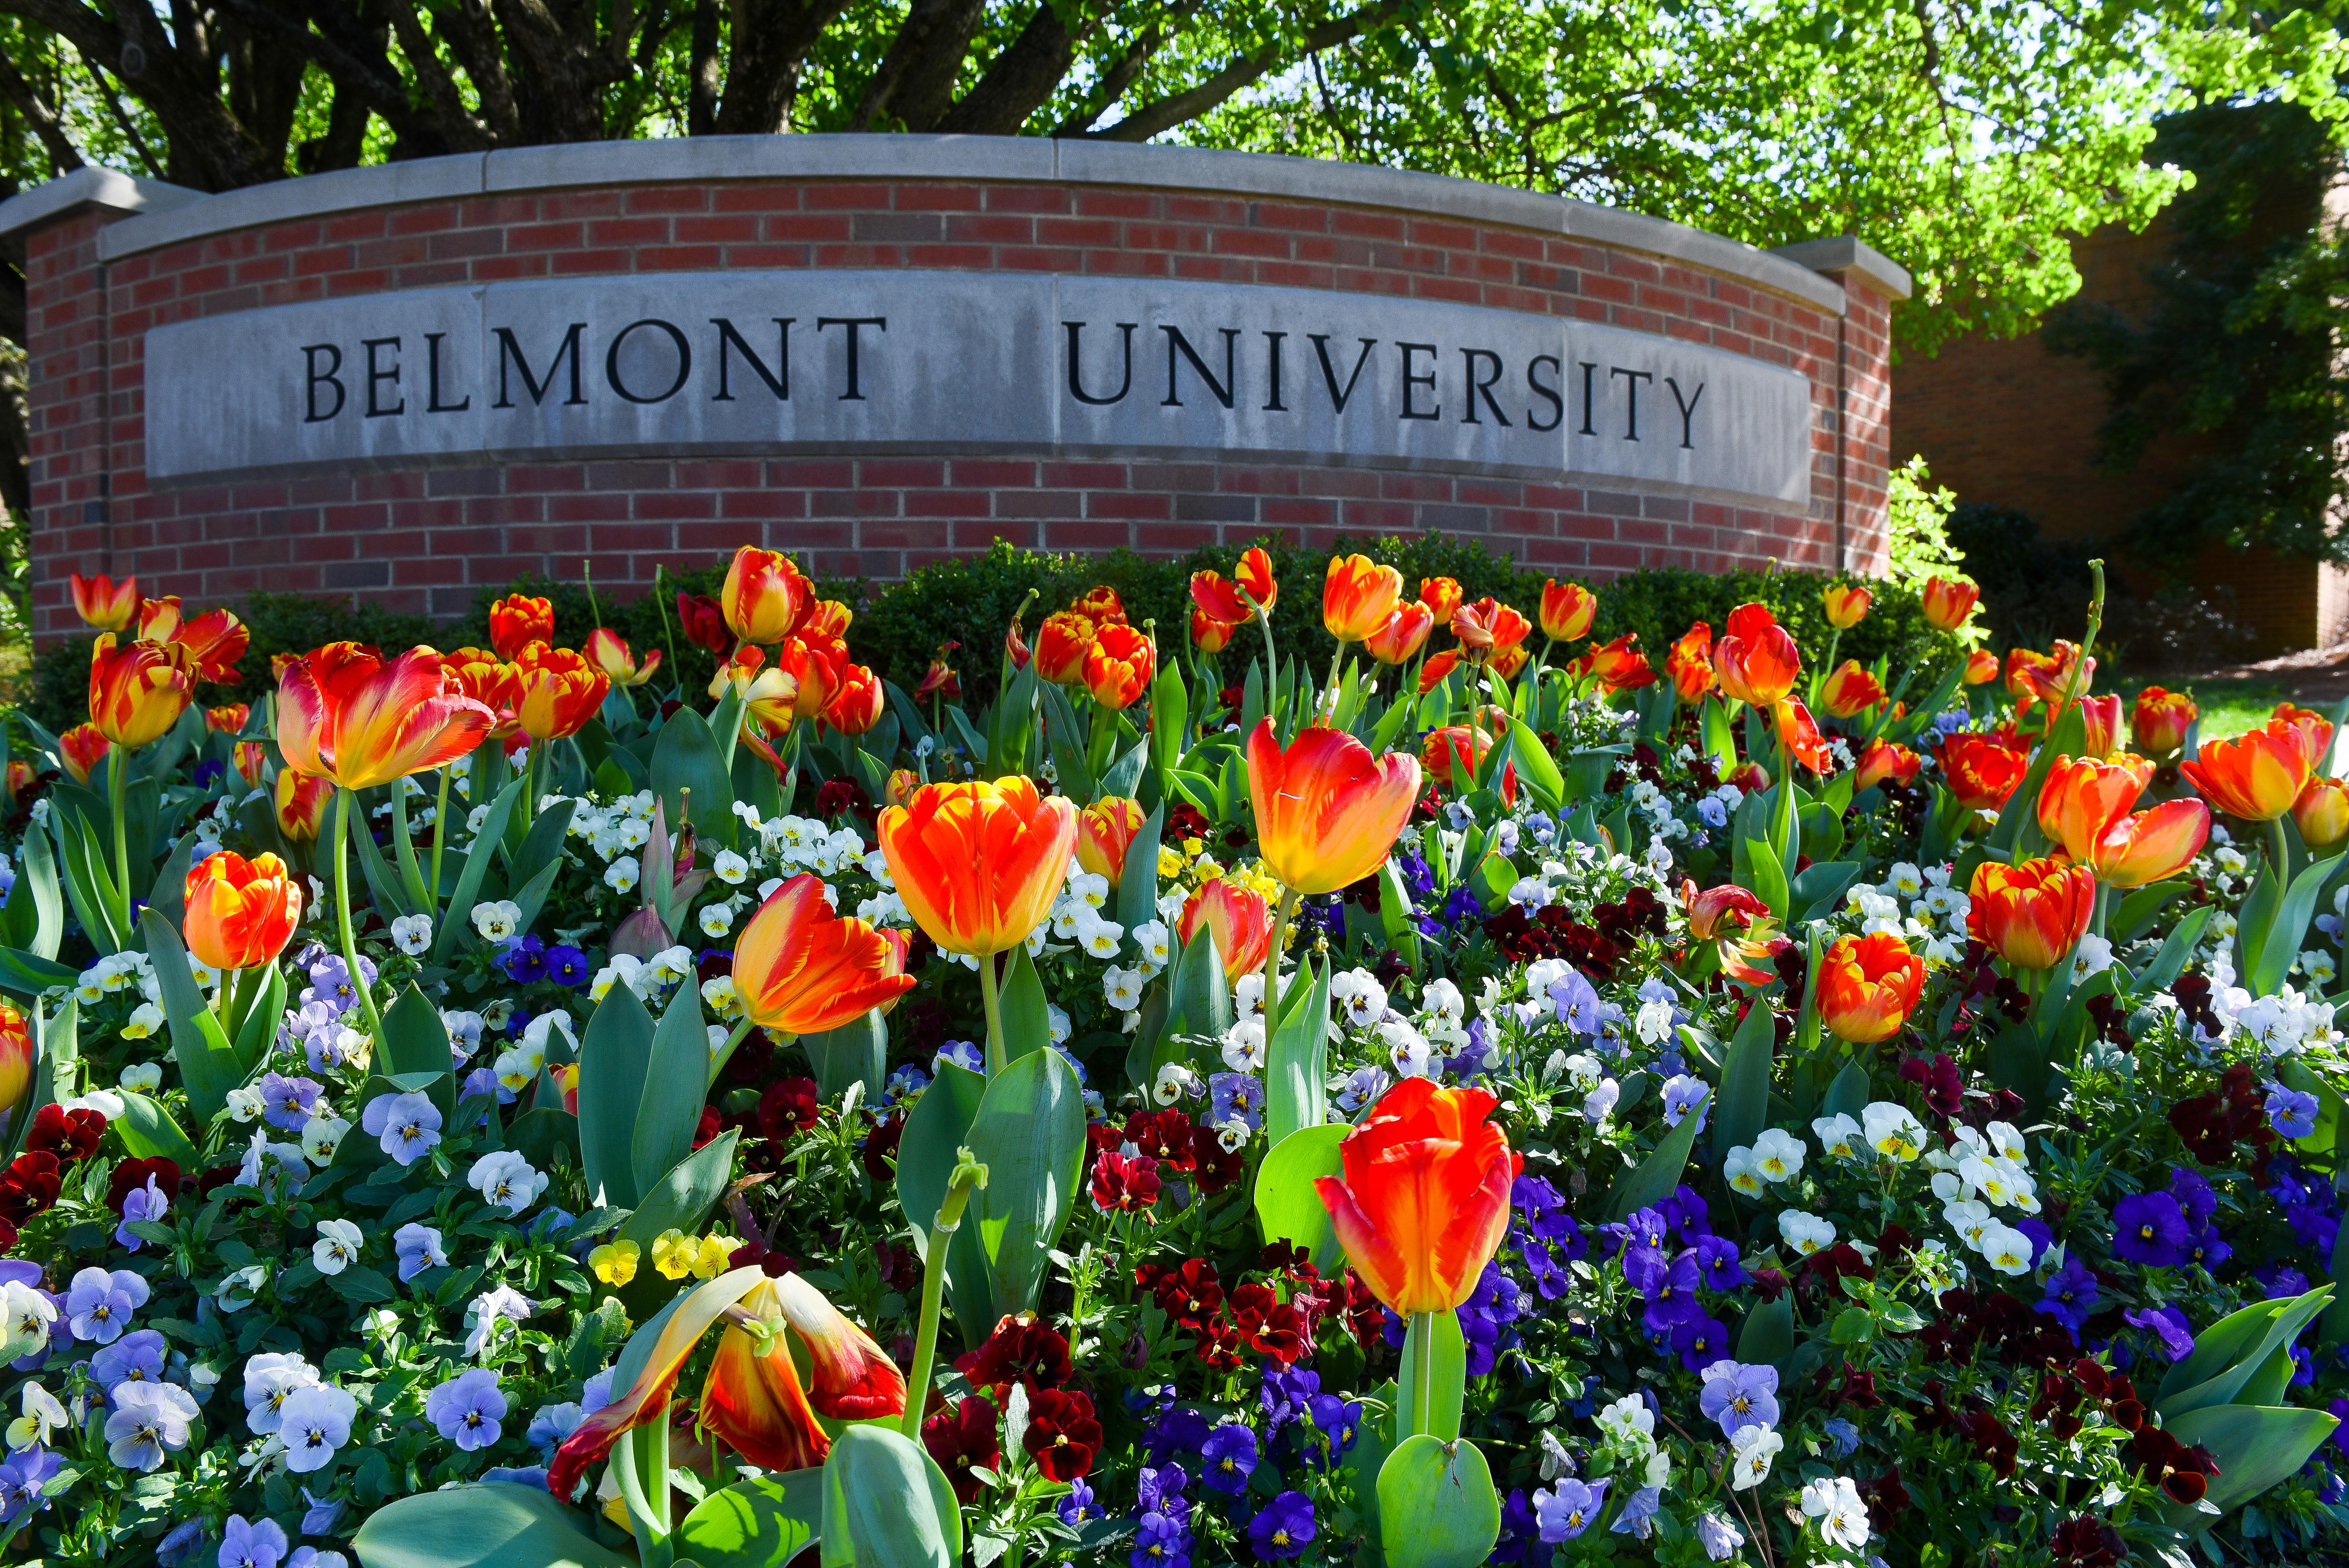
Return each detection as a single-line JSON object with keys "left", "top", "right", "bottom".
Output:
{"left": 1945, "top": 503, "right": 2101, "bottom": 652}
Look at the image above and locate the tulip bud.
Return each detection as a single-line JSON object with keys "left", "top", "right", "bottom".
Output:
{"left": 1920, "top": 576, "right": 1981, "bottom": 632}
{"left": 276, "top": 770, "right": 333, "bottom": 843}
{"left": 722, "top": 547, "right": 814, "bottom": 645}
{"left": 2296, "top": 778, "right": 2349, "bottom": 849}
{"left": 1034, "top": 612, "right": 1095, "bottom": 686}
{"left": 1963, "top": 649, "right": 2000, "bottom": 686}
{"left": 487, "top": 593, "right": 554, "bottom": 660}
{"left": 1363, "top": 603, "right": 1434, "bottom": 665}
{"left": 1823, "top": 583, "right": 1873, "bottom": 629}
{"left": 1816, "top": 932, "right": 1923, "bottom": 1044}
{"left": 1190, "top": 606, "right": 1237, "bottom": 654}
{"left": 1324, "top": 555, "right": 1404, "bottom": 643}
{"left": 1178, "top": 879, "right": 1274, "bottom": 984}
{"left": 1083, "top": 624, "right": 1155, "bottom": 711}
{"left": 2131, "top": 686, "right": 2197, "bottom": 760}
{"left": 1538, "top": 580, "right": 1597, "bottom": 642}
{"left": 1076, "top": 798, "right": 1145, "bottom": 889}
{"left": 1417, "top": 577, "right": 1463, "bottom": 625}
{"left": 69, "top": 573, "right": 138, "bottom": 632}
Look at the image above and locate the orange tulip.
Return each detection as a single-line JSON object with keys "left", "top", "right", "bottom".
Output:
{"left": 1246, "top": 720, "right": 1420, "bottom": 896}
{"left": 57, "top": 723, "right": 109, "bottom": 785}
{"left": 912, "top": 649, "right": 960, "bottom": 707}
{"left": 204, "top": 704, "right": 250, "bottom": 735}
{"left": 441, "top": 648, "right": 523, "bottom": 738}
{"left": 1574, "top": 633, "right": 1656, "bottom": 694}
{"left": 1418, "top": 577, "right": 1463, "bottom": 626}
{"left": 2092, "top": 798, "right": 2212, "bottom": 888}
{"left": 1072, "top": 585, "right": 1128, "bottom": 627}
{"left": 135, "top": 602, "right": 247, "bottom": 684}
{"left": 512, "top": 644, "right": 610, "bottom": 742}
{"left": 1665, "top": 623, "right": 1713, "bottom": 704}
{"left": 879, "top": 777, "right": 1078, "bottom": 957}
{"left": 1920, "top": 576, "right": 1981, "bottom": 632}
{"left": 1963, "top": 649, "right": 2000, "bottom": 686}
{"left": 1819, "top": 660, "right": 1886, "bottom": 720}
{"left": 1192, "top": 547, "right": 1278, "bottom": 623}
{"left": 1491, "top": 645, "right": 1531, "bottom": 680}
{"left": 1004, "top": 605, "right": 1032, "bottom": 672}
{"left": 2271, "top": 703, "right": 2335, "bottom": 766}
{"left": 1083, "top": 623, "right": 1155, "bottom": 710}
{"left": 779, "top": 636, "right": 850, "bottom": 721}
{"left": 2132, "top": 686, "right": 2197, "bottom": 759}
{"left": 69, "top": 572, "right": 138, "bottom": 631}
{"left": 822, "top": 664, "right": 886, "bottom": 735}
{"left": 1538, "top": 580, "right": 1597, "bottom": 642}
{"left": 1034, "top": 611, "right": 1096, "bottom": 686}
{"left": 1421, "top": 724, "right": 1514, "bottom": 805}
{"left": 1713, "top": 603, "right": 1799, "bottom": 708}
{"left": 274, "top": 769, "right": 333, "bottom": 843}
{"left": 583, "top": 628, "right": 662, "bottom": 688}
{"left": 2077, "top": 694, "right": 2124, "bottom": 759}
{"left": 733, "top": 874, "right": 917, "bottom": 1034}
{"left": 1191, "top": 607, "right": 1238, "bottom": 654}
{"left": 1075, "top": 798, "right": 1144, "bottom": 889}
{"left": 2036, "top": 754, "right": 2152, "bottom": 863}
{"left": 1775, "top": 698, "right": 1834, "bottom": 774}
{"left": 722, "top": 547, "right": 814, "bottom": 645}
{"left": 1816, "top": 931, "right": 1925, "bottom": 1044}
{"left": 2004, "top": 649, "right": 2053, "bottom": 706}
{"left": 231, "top": 740, "right": 269, "bottom": 791}
{"left": 1179, "top": 879, "right": 1274, "bottom": 984}
{"left": 1450, "top": 597, "right": 1531, "bottom": 660}
{"left": 1364, "top": 602, "right": 1435, "bottom": 665}
{"left": 551, "top": 1267, "right": 904, "bottom": 1501}
{"left": 2015, "top": 642, "right": 2094, "bottom": 709}
{"left": 2294, "top": 778, "right": 2349, "bottom": 850}
{"left": 711, "top": 649, "right": 802, "bottom": 738}
{"left": 2181, "top": 724, "right": 2318, "bottom": 823}
{"left": 276, "top": 642, "right": 498, "bottom": 792}
{"left": 183, "top": 850, "right": 302, "bottom": 971}
{"left": 1325, "top": 555, "right": 1405, "bottom": 643}
{"left": 89, "top": 635, "right": 194, "bottom": 749}
{"left": 1852, "top": 738, "right": 1920, "bottom": 793}
{"left": 1937, "top": 733, "right": 2031, "bottom": 812}
{"left": 1823, "top": 583, "right": 1873, "bottom": 629}
{"left": 0, "top": 1002, "right": 27, "bottom": 1109}
{"left": 1418, "top": 650, "right": 1462, "bottom": 694}
{"left": 1968, "top": 857, "right": 2096, "bottom": 970}
{"left": 485, "top": 594, "right": 554, "bottom": 660}
{"left": 1314, "top": 1077, "right": 1515, "bottom": 1316}
{"left": 806, "top": 600, "right": 854, "bottom": 641}
{"left": 134, "top": 596, "right": 183, "bottom": 643}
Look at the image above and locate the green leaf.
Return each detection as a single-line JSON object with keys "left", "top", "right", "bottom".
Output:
{"left": 1252, "top": 1123, "right": 1347, "bottom": 1274}
{"left": 576, "top": 985, "right": 657, "bottom": 1208}
{"left": 2112, "top": 880, "right": 2186, "bottom": 945}
{"left": 1264, "top": 954, "right": 1332, "bottom": 1146}
{"left": 818, "top": 1425, "right": 962, "bottom": 1568}
{"left": 2255, "top": 853, "right": 2343, "bottom": 996}
{"left": 1167, "top": 924, "right": 1232, "bottom": 1041}
{"left": 507, "top": 799, "right": 582, "bottom": 908}
{"left": 1100, "top": 738, "right": 1149, "bottom": 800}
{"left": 1396, "top": 1311, "right": 1469, "bottom": 1442}
{"left": 677, "top": 1471, "right": 823, "bottom": 1568}
{"left": 0, "top": 948, "right": 77, "bottom": 1003}
{"left": 1823, "top": 1059, "right": 1873, "bottom": 1120}
{"left": 2159, "top": 1287, "right": 2333, "bottom": 1417}
{"left": 896, "top": 1060, "right": 987, "bottom": 1251}
{"left": 349, "top": 793, "right": 418, "bottom": 921}
{"left": 1790, "top": 860, "right": 1861, "bottom": 921}
{"left": 1, "top": 823, "right": 62, "bottom": 959}
{"left": 2135, "top": 903, "right": 2215, "bottom": 996}
{"left": 964, "top": 1048, "right": 1087, "bottom": 1328}
{"left": 377, "top": 984, "right": 453, "bottom": 1079}
{"left": 802, "top": 1010, "right": 887, "bottom": 1103}
{"left": 998, "top": 944, "right": 1051, "bottom": 1064}
{"left": 52, "top": 807, "right": 125, "bottom": 955}
{"left": 1115, "top": 803, "right": 1167, "bottom": 938}
{"left": 631, "top": 984, "right": 711, "bottom": 1205}
{"left": 651, "top": 708, "right": 738, "bottom": 847}
{"left": 1505, "top": 717, "right": 1565, "bottom": 812}
{"left": 1739, "top": 834, "right": 1790, "bottom": 921}
{"left": 1711, "top": 993, "right": 1775, "bottom": 1172}
{"left": 139, "top": 908, "right": 242, "bottom": 1123}
{"left": 2162, "top": 1405, "right": 2341, "bottom": 1526}
{"left": 1737, "top": 1294, "right": 1795, "bottom": 1368}
{"left": 613, "top": 1130, "right": 741, "bottom": 1319}
{"left": 1376, "top": 1435, "right": 1502, "bottom": 1568}
{"left": 351, "top": 1481, "right": 630, "bottom": 1568}
{"left": 430, "top": 777, "right": 524, "bottom": 965}
{"left": 1603, "top": 1101, "right": 1704, "bottom": 1221}
{"left": 114, "top": 1090, "right": 200, "bottom": 1169}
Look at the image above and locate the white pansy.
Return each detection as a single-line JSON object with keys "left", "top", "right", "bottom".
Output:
{"left": 714, "top": 850, "right": 750, "bottom": 885}
{"left": 312, "top": 1219, "right": 364, "bottom": 1275}
{"left": 471, "top": 900, "right": 522, "bottom": 941}
{"left": 1729, "top": 1424, "right": 1781, "bottom": 1490}
{"left": 1752, "top": 1128, "right": 1806, "bottom": 1182}
{"left": 1778, "top": 1210, "right": 1837, "bottom": 1256}
{"left": 119, "top": 1062, "right": 163, "bottom": 1094}
{"left": 1860, "top": 1101, "right": 1927, "bottom": 1162}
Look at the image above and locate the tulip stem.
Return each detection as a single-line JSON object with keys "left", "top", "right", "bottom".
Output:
{"left": 428, "top": 766, "right": 452, "bottom": 910}
{"left": 1249, "top": 597, "right": 1279, "bottom": 735}
{"left": 902, "top": 1157, "right": 984, "bottom": 1443}
{"left": 1811, "top": 628, "right": 1841, "bottom": 707}
{"left": 1263, "top": 888, "right": 1299, "bottom": 1025}
{"left": 978, "top": 952, "right": 1008, "bottom": 1078}
{"left": 706, "top": 1015, "right": 759, "bottom": 1090}
{"left": 1409, "top": 1310, "right": 1434, "bottom": 1437}
{"left": 389, "top": 777, "right": 431, "bottom": 911}
{"left": 2270, "top": 816, "right": 2294, "bottom": 882}
{"left": 330, "top": 788, "right": 387, "bottom": 1046}
{"left": 107, "top": 746, "right": 133, "bottom": 935}
{"left": 1321, "top": 640, "right": 1347, "bottom": 726}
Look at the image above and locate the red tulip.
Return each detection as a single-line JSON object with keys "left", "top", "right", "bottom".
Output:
{"left": 1314, "top": 1078, "right": 1517, "bottom": 1315}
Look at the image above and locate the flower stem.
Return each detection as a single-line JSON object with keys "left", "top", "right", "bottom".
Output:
{"left": 1409, "top": 1309, "right": 1434, "bottom": 1437}
{"left": 1263, "top": 887, "right": 1299, "bottom": 1025}
{"left": 2270, "top": 815, "right": 2294, "bottom": 882}
{"left": 979, "top": 951, "right": 1008, "bottom": 1078}
{"left": 108, "top": 745, "right": 133, "bottom": 935}
{"left": 428, "top": 765, "right": 452, "bottom": 912}
{"left": 704, "top": 1015, "right": 759, "bottom": 1090}
{"left": 331, "top": 787, "right": 387, "bottom": 1044}
{"left": 902, "top": 1157, "right": 984, "bottom": 1442}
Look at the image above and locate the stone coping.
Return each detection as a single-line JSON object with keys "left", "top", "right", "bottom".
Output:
{"left": 0, "top": 136, "right": 1908, "bottom": 313}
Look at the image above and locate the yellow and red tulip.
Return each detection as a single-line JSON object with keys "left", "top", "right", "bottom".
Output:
{"left": 1818, "top": 660, "right": 1885, "bottom": 720}
{"left": 1852, "top": 739, "right": 1917, "bottom": 793}
{"left": 183, "top": 851, "right": 302, "bottom": 972}
{"left": 1418, "top": 577, "right": 1464, "bottom": 626}
{"left": 1072, "top": 586, "right": 1128, "bottom": 627}
{"left": 513, "top": 644, "right": 610, "bottom": 742}
{"left": 1681, "top": 880, "right": 1782, "bottom": 986}
{"left": 777, "top": 636, "right": 848, "bottom": 721}
{"left": 821, "top": 664, "right": 886, "bottom": 735}
{"left": 732, "top": 874, "right": 917, "bottom": 1035}
{"left": 1034, "top": 612, "right": 1095, "bottom": 686}
{"left": 1178, "top": 879, "right": 1274, "bottom": 984}
{"left": 722, "top": 548, "right": 814, "bottom": 646}
{"left": 1418, "top": 650, "right": 1461, "bottom": 695}
{"left": 1075, "top": 798, "right": 1144, "bottom": 888}
{"left": 1364, "top": 602, "right": 1435, "bottom": 665}
{"left": 2091, "top": 799, "right": 2212, "bottom": 887}
{"left": 1773, "top": 697, "right": 1834, "bottom": 773}
{"left": 1450, "top": 597, "right": 1531, "bottom": 663}
{"left": 1083, "top": 623, "right": 1155, "bottom": 710}
{"left": 88, "top": 635, "right": 194, "bottom": 749}
{"left": 2036, "top": 755, "right": 2152, "bottom": 864}
{"left": 1538, "top": 580, "right": 1597, "bottom": 643}
{"left": 1314, "top": 1078, "right": 1517, "bottom": 1316}
{"left": 486, "top": 593, "right": 554, "bottom": 661}
{"left": 1421, "top": 725, "right": 1513, "bottom": 806}
{"left": 1816, "top": 931, "right": 1924, "bottom": 1044}
{"left": 275, "top": 769, "right": 332, "bottom": 843}
{"left": 1823, "top": 583, "right": 1873, "bottom": 629}
{"left": 1574, "top": 633, "right": 1655, "bottom": 694}
{"left": 2131, "top": 686, "right": 2197, "bottom": 760}
{"left": 1920, "top": 575, "right": 1981, "bottom": 632}
{"left": 231, "top": 740, "right": 269, "bottom": 791}
{"left": 275, "top": 642, "right": 498, "bottom": 792}
{"left": 203, "top": 704, "right": 250, "bottom": 735}
{"left": 0, "top": 1002, "right": 29, "bottom": 1111}
{"left": 1963, "top": 649, "right": 2000, "bottom": 686}
{"left": 2077, "top": 694, "right": 2124, "bottom": 759}
{"left": 57, "top": 723, "right": 110, "bottom": 786}
{"left": 2181, "top": 723, "right": 2319, "bottom": 823}
{"left": 1967, "top": 857, "right": 2096, "bottom": 969}
{"left": 1665, "top": 623, "right": 1713, "bottom": 704}
{"left": 2294, "top": 778, "right": 2349, "bottom": 850}
{"left": 583, "top": 628, "right": 662, "bottom": 688}
{"left": 442, "top": 648, "right": 524, "bottom": 739}
{"left": 1190, "top": 607, "right": 1238, "bottom": 654}
{"left": 1245, "top": 720, "right": 1420, "bottom": 896}
{"left": 68, "top": 572, "right": 137, "bottom": 631}
{"left": 1713, "top": 603, "right": 1799, "bottom": 708}
{"left": 2271, "top": 703, "right": 2335, "bottom": 766}
{"left": 1937, "top": 732, "right": 2031, "bottom": 813}
{"left": 805, "top": 600, "right": 854, "bottom": 641}
{"left": 879, "top": 777, "right": 1078, "bottom": 957}
{"left": 1192, "top": 547, "right": 1277, "bottom": 623}
{"left": 1324, "top": 556, "right": 1404, "bottom": 643}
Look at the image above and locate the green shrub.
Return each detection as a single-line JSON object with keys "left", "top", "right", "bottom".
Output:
{"left": 23, "top": 538, "right": 1967, "bottom": 733}
{"left": 1946, "top": 504, "right": 2100, "bottom": 651}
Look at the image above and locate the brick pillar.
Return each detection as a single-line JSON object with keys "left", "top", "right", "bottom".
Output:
{"left": 25, "top": 210, "right": 117, "bottom": 640}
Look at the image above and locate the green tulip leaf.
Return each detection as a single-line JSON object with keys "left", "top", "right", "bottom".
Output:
{"left": 1377, "top": 1434, "right": 1502, "bottom": 1568}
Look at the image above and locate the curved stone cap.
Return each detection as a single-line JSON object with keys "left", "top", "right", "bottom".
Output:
{"left": 0, "top": 135, "right": 1908, "bottom": 312}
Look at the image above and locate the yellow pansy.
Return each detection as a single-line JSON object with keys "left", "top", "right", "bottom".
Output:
{"left": 588, "top": 1239, "right": 640, "bottom": 1286}
{"left": 691, "top": 1233, "right": 741, "bottom": 1280}
{"left": 651, "top": 1229, "right": 699, "bottom": 1280}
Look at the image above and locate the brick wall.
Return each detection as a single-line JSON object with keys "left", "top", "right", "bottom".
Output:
{"left": 28, "top": 169, "right": 1886, "bottom": 634}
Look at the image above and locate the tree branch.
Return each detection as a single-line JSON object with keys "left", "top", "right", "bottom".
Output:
{"left": 930, "top": 0, "right": 1078, "bottom": 137}
{"left": 1093, "top": 0, "right": 1404, "bottom": 143}
{"left": 0, "top": 47, "right": 84, "bottom": 173}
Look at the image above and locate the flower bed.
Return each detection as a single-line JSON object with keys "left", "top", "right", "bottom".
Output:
{"left": 0, "top": 548, "right": 2343, "bottom": 1568}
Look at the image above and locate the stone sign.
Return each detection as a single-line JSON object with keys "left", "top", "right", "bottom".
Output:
{"left": 145, "top": 270, "right": 1811, "bottom": 505}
